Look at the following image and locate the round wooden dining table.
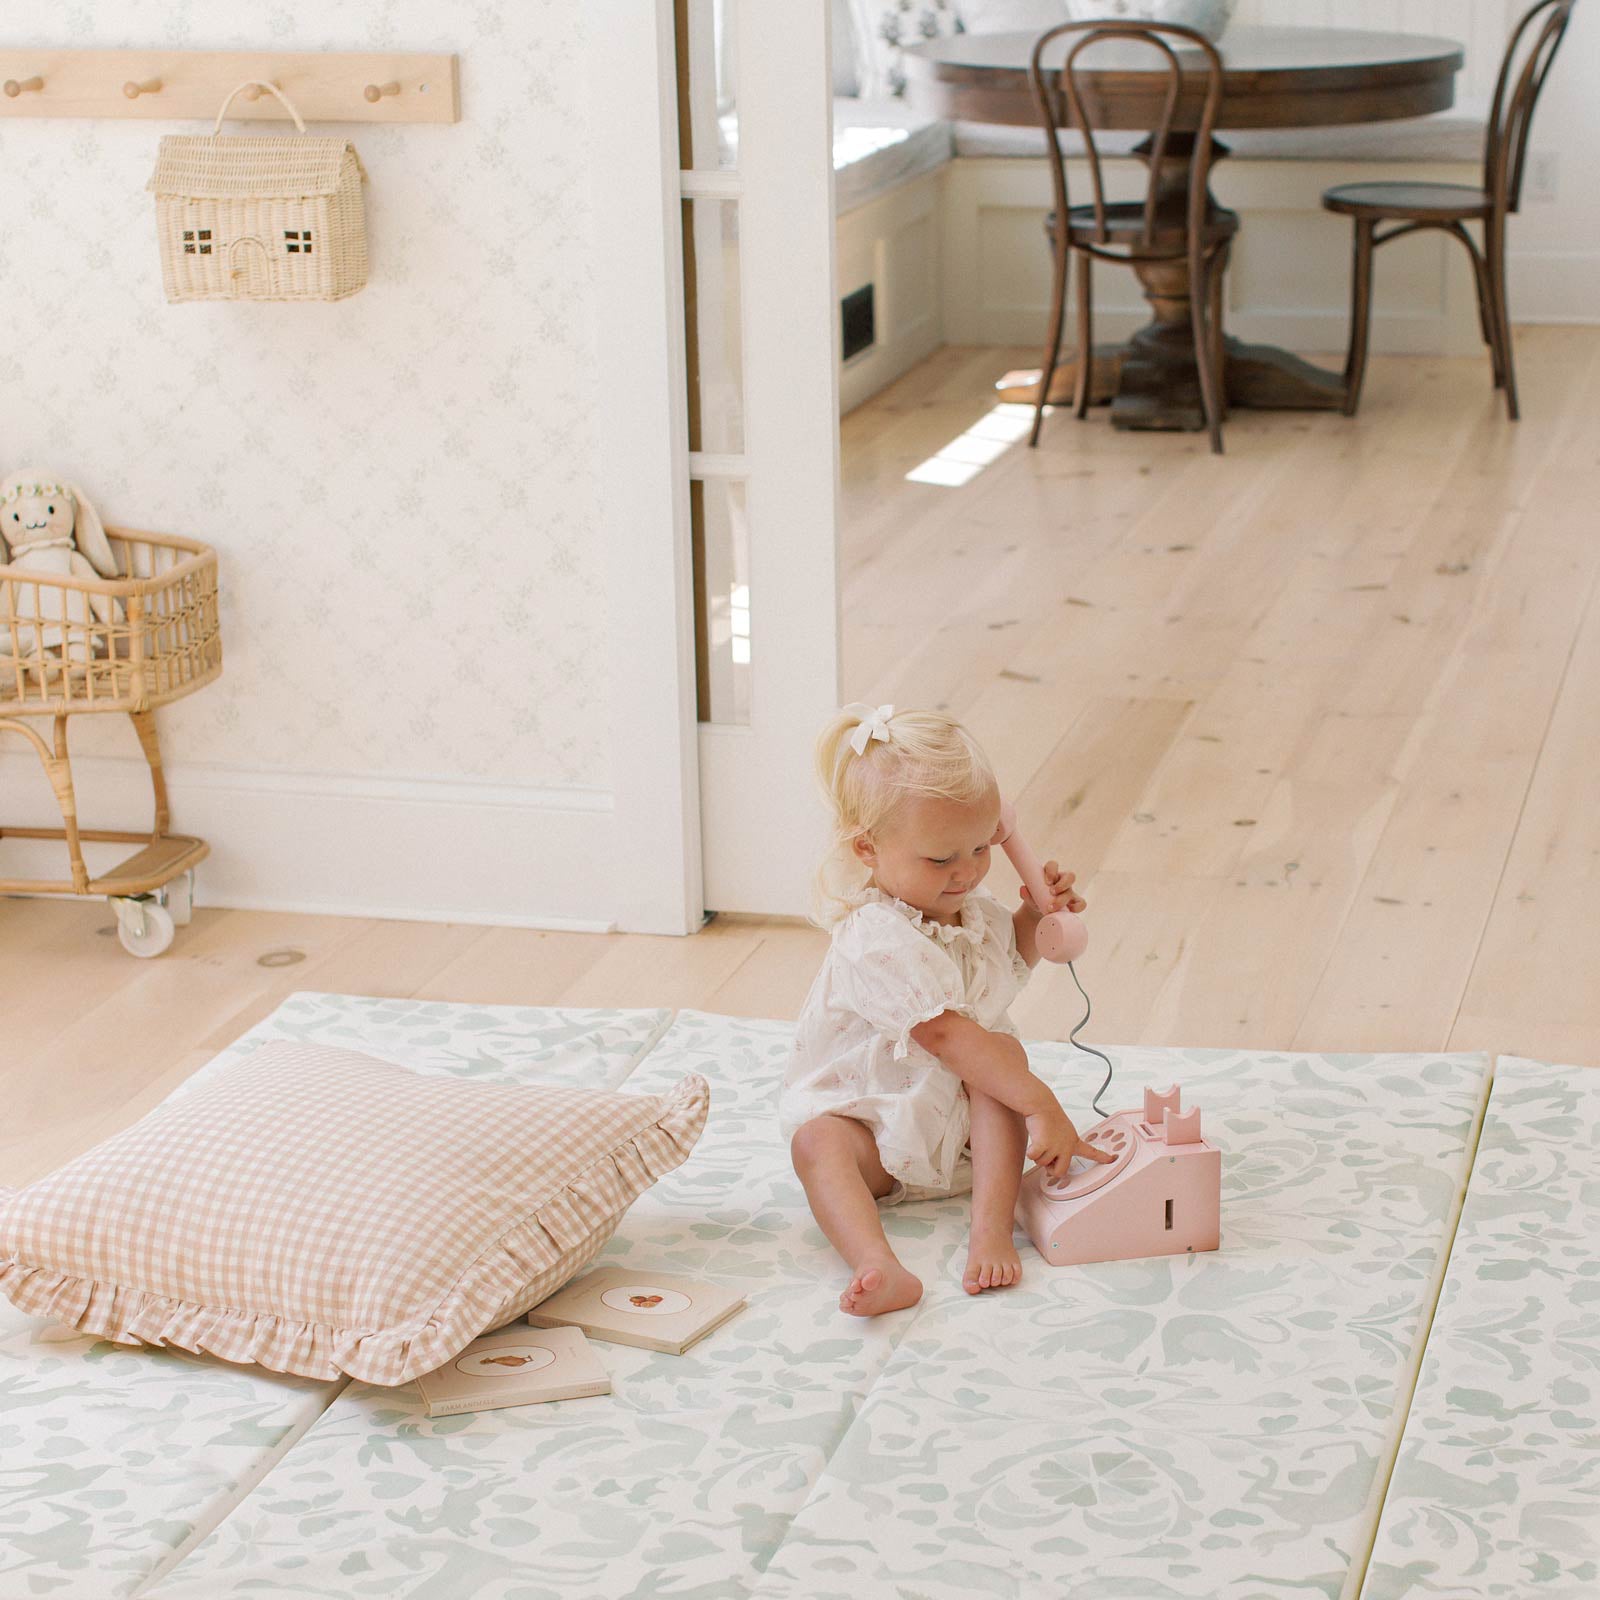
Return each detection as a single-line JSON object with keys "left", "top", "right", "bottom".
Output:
{"left": 902, "top": 26, "right": 1465, "bottom": 430}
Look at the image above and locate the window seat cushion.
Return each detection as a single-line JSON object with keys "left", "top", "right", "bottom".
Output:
{"left": 832, "top": 98, "right": 956, "bottom": 214}
{"left": 719, "top": 98, "right": 953, "bottom": 216}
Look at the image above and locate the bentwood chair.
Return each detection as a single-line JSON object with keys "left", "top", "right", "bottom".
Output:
{"left": 1027, "top": 21, "right": 1236, "bottom": 455}
{"left": 1323, "top": 0, "right": 1576, "bottom": 421}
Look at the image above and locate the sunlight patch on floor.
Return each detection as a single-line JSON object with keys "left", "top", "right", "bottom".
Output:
{"left": 904, "top": 403, "right": 1040, "bottom": 487}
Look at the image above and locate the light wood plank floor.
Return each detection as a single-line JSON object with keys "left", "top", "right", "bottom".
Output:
{"left": 6, "top": 333, "right": 1598, "bottom": 1188}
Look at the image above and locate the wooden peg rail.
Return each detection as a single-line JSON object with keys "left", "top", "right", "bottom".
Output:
{"left": 0, "top": 49, "right": 459, "bottom": 123}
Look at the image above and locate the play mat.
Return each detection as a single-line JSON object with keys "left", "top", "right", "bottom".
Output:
{"left": 1, "top": 993, "right": 1594, "bottom": 1599}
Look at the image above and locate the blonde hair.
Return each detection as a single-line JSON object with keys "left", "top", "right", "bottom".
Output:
{"left": 812, "top": 704, "right": 998, "bottom": 926}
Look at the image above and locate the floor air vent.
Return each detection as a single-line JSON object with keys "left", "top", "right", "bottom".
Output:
{"left": 841, "top": 283, "right": 875, "bottom": 362}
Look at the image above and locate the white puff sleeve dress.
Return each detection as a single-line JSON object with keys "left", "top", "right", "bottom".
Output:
{"left": 779, "top": 886, "right": 1032, "bottom": 1204}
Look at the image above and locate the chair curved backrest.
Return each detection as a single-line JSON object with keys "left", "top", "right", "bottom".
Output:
{"left": 1485, "top": 0, "right": 1576, "bottom": 215}
{"left": 1027, "top": 20, "right": 1225, "bottom": 255}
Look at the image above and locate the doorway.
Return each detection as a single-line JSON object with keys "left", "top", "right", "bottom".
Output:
{"left": 674, "top": 0, "right": 843, "bottom": 919}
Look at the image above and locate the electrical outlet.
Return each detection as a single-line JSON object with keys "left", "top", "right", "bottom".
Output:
{"left": 1527, "top": 150, "right": 1559, "bottom": 204}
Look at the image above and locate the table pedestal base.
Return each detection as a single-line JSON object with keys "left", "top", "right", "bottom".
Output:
{"left": 998, "top": 335, "right": 1347, "bottom": 431}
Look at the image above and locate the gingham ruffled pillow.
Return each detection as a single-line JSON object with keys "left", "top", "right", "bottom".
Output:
{"left": 0, "top": 1042, "right": 709, "bottom": 1385}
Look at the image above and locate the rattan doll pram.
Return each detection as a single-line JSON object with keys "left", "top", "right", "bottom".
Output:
{"left": 0, "top": 526, "right": 221, "bottom": 956}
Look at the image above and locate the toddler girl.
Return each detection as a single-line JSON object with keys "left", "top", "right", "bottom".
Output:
{"left": 780, "top": 703, "right": 1112, "bottom": 1318}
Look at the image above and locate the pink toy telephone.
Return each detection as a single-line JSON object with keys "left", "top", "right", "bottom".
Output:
{"left": 996, "top": 801, "right": 1222, "bottom": 1267}
{"left": 992, "top": 800, "right": 1088, "bottom": 963}
{"left": 1017, "top": 1085, "right": 1222, "bottom": 1267}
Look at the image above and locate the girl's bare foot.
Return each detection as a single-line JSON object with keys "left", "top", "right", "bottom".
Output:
{"left": 839, "top": 1259, "right": 923, "bottom": 1317}
{"left": 963, "top": 1231, "right": 1022, "bottom": 1294}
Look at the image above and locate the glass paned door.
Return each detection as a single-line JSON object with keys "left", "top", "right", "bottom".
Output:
{"left": 676, "top": 0, "right": 840, "bottom": 916}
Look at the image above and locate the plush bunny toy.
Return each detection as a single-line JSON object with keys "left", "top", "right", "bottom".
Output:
{"left": 0, "top": 471, "right": 122, "bottom": 664}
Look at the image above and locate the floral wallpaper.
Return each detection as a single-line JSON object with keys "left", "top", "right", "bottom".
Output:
{"left": 0, "top": 1, "right": 609, "bottom": 790}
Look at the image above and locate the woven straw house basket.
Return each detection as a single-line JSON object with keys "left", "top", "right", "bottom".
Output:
{"left": 148, "top": 81, "right": 367, "bottom": 303}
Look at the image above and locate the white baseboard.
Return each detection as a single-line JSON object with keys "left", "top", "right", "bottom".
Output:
{"left": 0, "top": 753, "right": 617, "bottom": 930}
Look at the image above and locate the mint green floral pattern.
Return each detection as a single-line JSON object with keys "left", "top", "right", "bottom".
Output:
{"left": 0, "top": 1319, "right": 336, "bottom": 1600}
{"left": 1361, "top": 1055, "right": 1600, "bottom": 1600}
{"left": 142, "top": 1010, "right": 973, "bottom": 1599}
{"left": 142, "top": 1019, "right": 1491, "bottom": 1600}
{"left": 8, "top": 1003, "right": 1539, "bottom": 1600}
{"left": 0, "top": 997, "right": 670, "bottom": 1600}
{"left": 171, "top": 991, "right": 672, "bottom": 1098}
{"left": 754, "top": 1040, "right": 1492, "bottom": 1600}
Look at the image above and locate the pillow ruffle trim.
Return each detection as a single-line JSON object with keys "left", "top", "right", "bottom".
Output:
{"left": 0, "top": 1073, "right": 711, "bottom": 1387}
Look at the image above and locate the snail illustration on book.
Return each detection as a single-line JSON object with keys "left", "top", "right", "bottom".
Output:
{"left": 994, "top": 801, "right": 1222, "bottom": 1267}
{"left": 480, "top": 1354, "right": 539, "bottom": 1369}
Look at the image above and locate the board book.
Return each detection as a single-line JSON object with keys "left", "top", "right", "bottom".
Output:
{"left": 527, "top": 1267, "right": 747, "bottom": 1355}
{"left": 415, "top": 1323, "right": 610, "bottom": 1415}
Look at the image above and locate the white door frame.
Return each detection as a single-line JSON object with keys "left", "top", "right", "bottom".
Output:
{"left": 695, "top": 0, "right": 842, "bottom": 918}
{"left": 590, "top": 3, "right": 704, "bottom": 935}
{"left": 591, "top": 0, "right": 840, "bottom": 931}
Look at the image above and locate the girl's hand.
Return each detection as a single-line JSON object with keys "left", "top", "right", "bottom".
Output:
{"left": 1024, "top": 1103, "right": 1114, "bottom": 1181}
{"left": 1019, "top": 860, "right": 1087, "bottom": 916}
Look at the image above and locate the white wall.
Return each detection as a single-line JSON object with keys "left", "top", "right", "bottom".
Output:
{"left": 0, "top": 2, "right": 623, "bottom": 927}
{"left": 1493, "top": 5, "right": 1600, "bottom": 323}
{"left": 1233, "top": 0, "right": 1598, "bottom": 324}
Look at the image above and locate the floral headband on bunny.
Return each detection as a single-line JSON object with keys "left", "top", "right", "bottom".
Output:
{"left": 0, "top": 480, "right": 71, "bottom": 507}
{"left": 0, "top": 469, "right": 119, "bottom": 578}
{"left": 848, "top": 703, "right": 895, "bottom": 755}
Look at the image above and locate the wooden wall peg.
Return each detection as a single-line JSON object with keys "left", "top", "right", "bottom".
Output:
{"left": 0, "top": 49, "right": 459, "bottom": 123}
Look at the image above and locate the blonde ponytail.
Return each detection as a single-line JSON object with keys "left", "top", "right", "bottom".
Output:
{"left": 811, "top": 704, "right": 998, "bottom": 926}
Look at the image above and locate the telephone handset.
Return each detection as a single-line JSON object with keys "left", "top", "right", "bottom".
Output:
{"left": 991, "top": 800, "right": 1088, "bottom": 964}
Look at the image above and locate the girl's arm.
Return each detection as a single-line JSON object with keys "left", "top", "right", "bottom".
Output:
{"left": 909, "top": 1011, "right": 1053, "bottom": 1117}
{"left": 909, "top": 1010, "right": 1113, "bottom": 1177}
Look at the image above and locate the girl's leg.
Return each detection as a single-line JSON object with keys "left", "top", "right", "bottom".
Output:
{"left": 965, "top": 1088, "right": 1027, "bottom": 1293}
{"left": 789, "top": 1115, "right": 923, "bottom": 1317}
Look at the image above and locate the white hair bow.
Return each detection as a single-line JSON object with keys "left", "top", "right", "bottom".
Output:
{"left": 848, "top": 703, "right": 895, "bottom": 756}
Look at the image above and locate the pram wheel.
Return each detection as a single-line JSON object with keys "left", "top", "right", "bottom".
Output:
{"left": 112, "top": 895, "right": 176, "bottom": 958}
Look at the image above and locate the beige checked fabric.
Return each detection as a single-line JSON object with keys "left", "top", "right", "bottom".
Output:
{"left": 0, "top": 1042, "right": 710, "bottom": 1384}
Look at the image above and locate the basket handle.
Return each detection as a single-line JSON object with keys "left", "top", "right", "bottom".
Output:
{"left": 213, "top": 80, "right": 307, "bottom": 136}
